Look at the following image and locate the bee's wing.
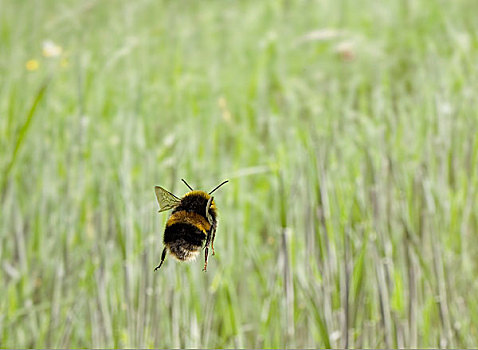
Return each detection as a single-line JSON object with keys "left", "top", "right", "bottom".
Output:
{"left": 155, "top": 186, "right": 181, "bottom": 212}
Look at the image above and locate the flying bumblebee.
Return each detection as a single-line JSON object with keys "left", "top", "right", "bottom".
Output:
{"left": 154, "top": 179, "right": 228, "bottom": 272}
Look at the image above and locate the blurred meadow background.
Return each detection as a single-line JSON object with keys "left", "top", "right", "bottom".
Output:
{"left": 1, "top": 0, "right": 478, "bottom": 348}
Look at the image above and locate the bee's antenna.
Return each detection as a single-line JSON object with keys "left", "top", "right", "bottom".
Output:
{"left": 209, "top": 180, "right": 229, "bottom": 194}
{"left": 181, "top": 179, "right": 194, "bottom": 191}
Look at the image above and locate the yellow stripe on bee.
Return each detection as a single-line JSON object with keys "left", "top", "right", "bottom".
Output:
{"left": 166, "top": 211, "right": 211, "bottom": 235}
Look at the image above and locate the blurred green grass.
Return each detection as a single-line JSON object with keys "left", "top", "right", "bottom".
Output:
{"left": 1, "top": 0, "right": 478, "bottom": 347}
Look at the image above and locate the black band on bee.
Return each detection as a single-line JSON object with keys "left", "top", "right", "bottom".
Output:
{"left": 164, "top": 222, "right": 206, "bottom": 245}
{"left": 164, "top": 223, "right": 206, "bottom": 261}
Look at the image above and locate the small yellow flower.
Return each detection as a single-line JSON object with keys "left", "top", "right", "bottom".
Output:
{"left": 26, "top": 59, "right": 39, "bottom": 71}
{"left": 42, "top": 40, "right": 62, "bottom": 57}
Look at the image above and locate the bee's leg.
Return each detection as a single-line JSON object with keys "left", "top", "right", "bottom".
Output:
{"left": 203, "top": 246, "right": 209, "bottom": 272}
{"left": 154, "top": 247, "right": 167, "bottom": 271}
{"left": 203, "top": 230, "right": 212, "bottom": 271}
{"left": 211, "top": 227, "right": 217, "bottom": 255}
{"left": 205, "top": 196, "right": 216, "bottom": 257}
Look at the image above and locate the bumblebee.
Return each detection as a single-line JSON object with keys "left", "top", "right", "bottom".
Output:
{"left": 154, "top": 179, "right": 228, "bottom": 271}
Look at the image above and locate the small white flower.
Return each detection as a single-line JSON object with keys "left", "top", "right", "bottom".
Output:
{"left": 42, "top": 40, "right": 63, "bottom": 57}
{"left": 330, "top": 330, "right": 341, "bottom": 341}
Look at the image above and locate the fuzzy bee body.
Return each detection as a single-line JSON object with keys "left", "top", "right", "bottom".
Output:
{"left": 165, "top": 191, "right": 216, "bottom": 261}
{"left": 154, "top": 180, "right": 226, "bottom": 271}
